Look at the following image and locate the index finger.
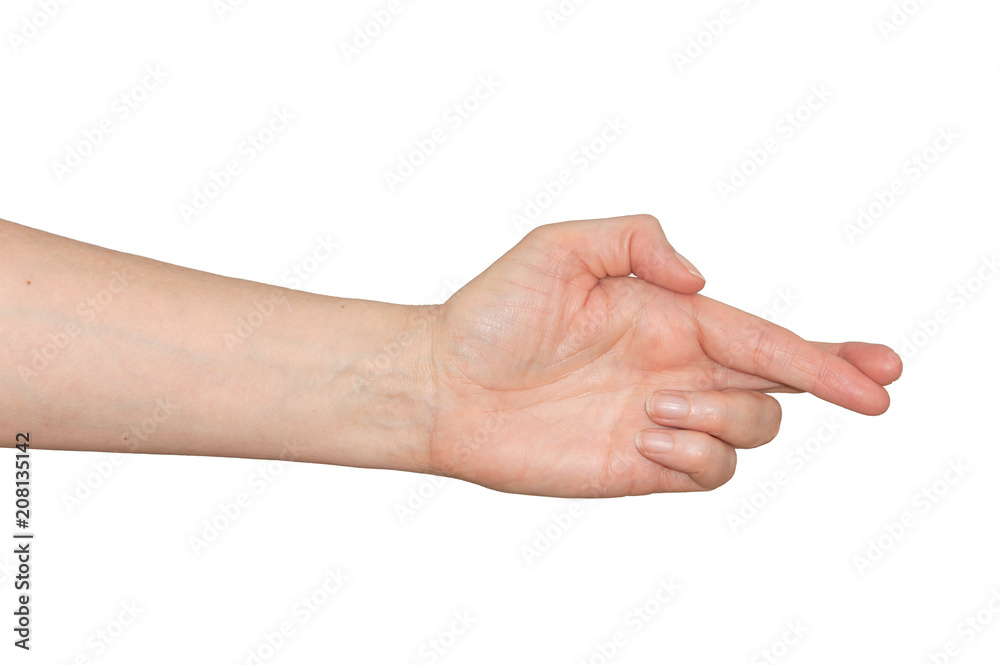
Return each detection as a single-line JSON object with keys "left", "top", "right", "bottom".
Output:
{"left": 692, "top": 295, "right": 892, "bottom": 415}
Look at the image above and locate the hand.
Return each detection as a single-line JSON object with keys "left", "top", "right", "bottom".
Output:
{"left": 426, "top": 215, "right": 902, "bottom": 497}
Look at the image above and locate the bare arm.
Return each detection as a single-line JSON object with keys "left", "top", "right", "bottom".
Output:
{"left": 0, "top": 214, "right": 900, "bottom": 497}
{"left": 0, "top": 217, "right": 439, "bottom": 472}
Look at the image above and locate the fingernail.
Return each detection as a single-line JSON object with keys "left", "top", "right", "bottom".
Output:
{"left": 648, "top": 393, "right": 689, "bottom": 419}
{"left": 636, "top": 430, "right": 674, "bottom": 454}
{"left": 674, "top": 252, "right": 704, "bottom": 280}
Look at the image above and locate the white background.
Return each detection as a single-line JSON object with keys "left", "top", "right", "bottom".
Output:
{"left": 2, "top": 0, "right": 999, "bottom": 663}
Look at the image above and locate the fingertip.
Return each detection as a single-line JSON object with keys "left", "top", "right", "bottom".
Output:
{"left": 859, "top": 384, "right": 892, "bottom": 416}
{"left": 865, "top": 344, "right": 903, "bottom": 386}
{"left": 825, "top": 341, "right": 904, "bottom": 387}
{"left": 884, "top": 348, "right": 904, "bottom": 384}
{"left": 666, "top": 264, "right": 706, "bottom": 295}
{"left": 673, "top": 252, "right": 705, "bottom": 283}
{"left": 684, "top": 272, "right": 707, "bottom": 294}
{"left": 633, "top": 252, "right": 705, "bottom": 294}
{"left": 873, "top": 390, "right": 891, "bottom": 415}
{"left": 626, "top": 214, "right": 706, "bottom": 293}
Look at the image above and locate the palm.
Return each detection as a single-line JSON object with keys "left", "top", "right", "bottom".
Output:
{"left": 432, "top": 271, "right": 716, "bottom": 496}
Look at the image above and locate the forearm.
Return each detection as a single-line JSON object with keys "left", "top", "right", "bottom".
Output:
{"left": 0, "top": 219, "right": 439, "bottom": 473}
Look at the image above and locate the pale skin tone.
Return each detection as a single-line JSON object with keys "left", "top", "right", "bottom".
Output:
{"left": 0, "top": 214, "right": 901, "bottom": 497}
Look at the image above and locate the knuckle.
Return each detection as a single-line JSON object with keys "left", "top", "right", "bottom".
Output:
{"left": 749, "top": 328, "right": 779, "bottom": 371}
{"left": 763, "top": 397, "right": 783, "bottom": 443}
{"left": 526, "top": 220, "right": 570, "bottom": 246}
{"left": 632, "top": 213, "right": 660, "bottom": 229}
{"left": 747, "top": 392, "right": 782, "bottom": 446}
{"left": 717, "top": 448, "right": 738, "bottom": 487}
{"left": 686, "top": 436, "right": 714, "bottom": 472}
{"left": 697, "top": 390, "right": 728, "bottom": 428}
{"left": 687, "top": 435, "right": 735, "bottom": 489}
{"left": 811, "top": 354, "right": 835, "bottom": 394}
{"left": 696, "top": 443, "right": 736, "bottom": 490}
{"left": 525, "top": 222, "right": 554, "bottom": 241}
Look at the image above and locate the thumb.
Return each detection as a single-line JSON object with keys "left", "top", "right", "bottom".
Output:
{"left": 524, "top": 214, "right": 705, "bottom": 294}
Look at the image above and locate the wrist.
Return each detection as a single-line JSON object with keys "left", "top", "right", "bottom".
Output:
{"left": 216, "top": 291, "right": 442, "bottom": 474}
{"left": 334, "top": 301, "right": 442, "bottom": 475}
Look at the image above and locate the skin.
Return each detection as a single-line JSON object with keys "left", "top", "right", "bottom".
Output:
{"left": 428, "top": 215, "right": 901, "bottom": 496}
{"left": 0, "top": 214, "right": 901, "bottom": 498}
